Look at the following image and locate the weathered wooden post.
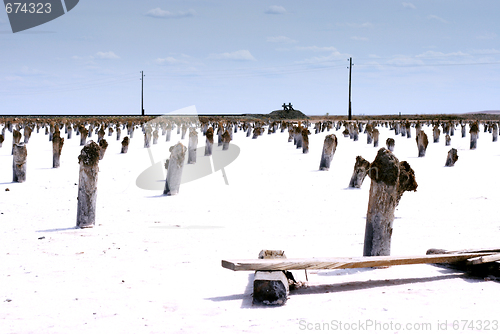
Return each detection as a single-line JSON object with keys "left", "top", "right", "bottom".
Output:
{"left": 76, "top": 141, "right": 100, "bottom": 228}
{"left": 492, "top": 123, "right": 498, "bottom": 142}
{"left": 405, "top": 121, "right": 411, "bottom": 138}
{"left": 348, "top": 156, "right": 371, "bottom": 188}
{"left": 400, "top": 122, "right": 406, "bottom": 137}
{"left": 0, "top": 134, "right": 4, "bottom": 148}
{"left": 164, "top": 142, "right": 187, "bottom": 196}
{"left": 67, "top": 124, "right": 73, "bottom": 139}
{"left": 12, "top": 142, "right": 27, "bottom": 182}
{"left": 302, "top": 128, "right": 309, "bottom": 154}
{"left": 23, "top": 126, "right": 32, "bottom": 143}
{"left": 352, "top": 124, "right": 359, "bottom": 141}
{"left": 222, "top": 130, "right": 231, "bottom": 151}
{"left": 79, "top": 126, "right": 88, "bottom": 146}
{"left": 445, "top": 134, "right": 451, "bottom": 146}
{"left": 153, "top": 129, "right": 159, "bottom": 145}
{"left": 121, "top": 136, "right": 129, "bottom": 154}
{"left": 470, "top": 122, "right": 479, "bottom": 150}
{"left": 217, "top": 124, "right": 224, "bottom": 146}
{"left": 433, "top": 126, "right": 440, "bottom": 143}
{"left": 319, "top": 134, "right": 337, "bottom": 171}
{"left": 12, "top": 129, "right": 21, "bottom": 155}
{"left": 166, "top": 125, "right": 172, "bottom": 142}
{"left": 416, "top": 131, "right": 429, "bottom": 157}
{"left": 445, "top": 148, "right": 458, "bottom": 167}
{"left": 188, "top": 128, "right": 198, "bottom": 163}
{"left": 372, "top": 128, "right": 380, "bottom": 147}
{"left": 386, "top": 138, "right": 395, "bottom": 152}
{"left": 144, "top": 127, "right": 152, "bottom": 148}
{"left": 181, "top": 124, "right": 188, "bottom": 140}
{"left": 98, "top": 139, "right": 108, "bottom": 160}
{"left": 287, "top": 127, "right": 294, "bottom": 142}
{"left": 247, "top": 125, "right": 252, "bottom": 137}
{"left": 252, "top": 127, "right": 261, "bottom": 139}
{"left": 461, "top": 123, "right": 466, "bottom": 138}
{"left": 295, "top": 126, "right": 303, "bottom": 148}
{"left": 116, "top": 127, "right": 121, "bottom": 141}
{"left": 52, "top": 132, "right": 64, "bottom": 168}
{"left": 366, "top": 124, "right": 373, "bottom": 144}
{"left": 97, "top": 127, "right": 105, "bottom": 143}
{"left": 205, "top": 127, "right": 214, "bottom": 156}
{"left": 363, "top": 148, "right": 417, "bottom": 256}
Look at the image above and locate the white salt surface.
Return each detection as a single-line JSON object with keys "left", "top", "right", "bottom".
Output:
{"left": 1, "top": 121, "right": 499, "bottom": 333}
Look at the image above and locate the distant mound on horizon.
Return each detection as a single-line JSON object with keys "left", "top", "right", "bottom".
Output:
{"left": 468, "top": 110, "right": 500, "bottom": 115}
{"left": 243, "top": 109, "right": 309, "bottom": 120}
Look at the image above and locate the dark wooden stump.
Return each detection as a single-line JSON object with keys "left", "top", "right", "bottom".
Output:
{"left": 492, "top": 123, "right": 498, "bottom": 142}
{"left": 0, "top": 134, "right": 4, "bottom": 148}
{"left": 116, "top": 127, "right": 121, "bottom": 141}
{"left": 76, "top": 141, "right": 100, "bottom": 228}
{"left": 302, "top": 128, "right": 309, "bottom": 154}
{"left": 252, "top": 127, "right": 261, "bottom": 139}
{"left": 188, "top": 128, "right": 198, "bottom": 163}
{"left": 461, "top": 123, "right": 466, "bottom": 138}
{"left": 372, "top": 128, "right": 380, "bottom": 147}
{"left": 445, "top": 134, "right": 451, "bottom": 146}
{"left": 247, "top": 126, "right": 252, "bottom": 137}
{"left": 386, "top": 138, "right": 395, "bottom": 152}
{"left": 363, "top": 149, "right": 417, "bottom": 256}
{"left": 222, "top": 130, "right": 231, "bottom": 151}
{"left": 470, "top": 122, "right": 479, "bottom": 150}
{"left": 348, "top": 156, "right": 370, "bottom": 188}
{"left": 12, "top": 129, "right": 21, "bottom": 155}
{"left": 416, "top": 131, "right": 429, "bottom": 157}
{"left": 121, "top": 137, "right": 129, "bottom": 154}
{"left": 52, "top": 132, "right": 64, "bottom": 168}
{"left": 405, "top": 122, "right": 411, "bottom": 138}
{"left": 433, "top": 126, "right": 440, "bottom": 143}
{"left": 98, "top": 139, "right": 108, "bottom": 160}
{"left": 23, "top": 126, "right": 32, "bottom": 144}
{"left": 287, "top": 127, "right": 294, "bottom": 142}
{"left": 164, "top": 142, "right": 187, "bottom": 196}
{"left": 445, "top": 148, "right": 458, "bottom": 167}
{"left": 153, "top": 129, "right": 159, "bottom": 145}
{"left": 97, "top": 128, "right": 105, "bottom": 143}
{"left": 205, "top": 127, "right": 214, "bottom": 156}
{"left": 319, "top": 134, "right": 337, "bottom": 170}
{"left": 79, "top": 126, "right": 88, "bottom": 146}
{"left": 12, "top": 143, "right": 27, "bottom": 183}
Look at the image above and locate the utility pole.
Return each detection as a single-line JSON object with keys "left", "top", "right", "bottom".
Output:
{"left": 348, "top": 57, "right": 353, "bottom": 121}
{"left": 140, "top": 71, "right": 145, "bottom": 116}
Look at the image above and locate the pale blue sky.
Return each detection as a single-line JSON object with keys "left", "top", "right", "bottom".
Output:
{"left": 1, "top": 0, "right": 499, "bottom": 116}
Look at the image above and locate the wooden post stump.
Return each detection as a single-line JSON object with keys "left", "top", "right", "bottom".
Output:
{"left": 0, "top": 134, "right": 4, "bottom": 148}
{"left": 12, "top": 143, "right": 27, "bottom": 183}
{"left": 363, "top": 148, "right": 417, "bottom": 256}
{"left": 433, "top": 126, "right": 440, "bottom": 143}
{"left": 461, "top": 123, "right": 466, "bottom": 138}
{"left": 121, "top": 137, "right": 129, "bottom": 154}
{"left": 302, "top": 128, "right": 309, "bottom": 154}
{"left": 166, "top": 127, "right": 171, "bottom": 142}
{"left": 253, "top": 250, "right": 289, "bottom": 306}
{"left": 116, "top": 127, "right": 121, "bottom": 141}
{"left": 445, "top": 134, "right": 451, "bottom": 146}
{"left": 416, "top": 131, "right": 429, "bottom": 157}
{"left": 98, "top": 139, "right": 108, "bottom": 160}
{"left": 348, "top": 156, "right": 370, "bottom": 188}
{"left": 52, "top": 132, "right": 64, "bottom": 168}
{"left": 144, "top": 127, "right": 152, "bottom": 148}
{"left": 294, "top": 126, "right": 303, "bottom": 148}
{"left": 205, "top": 127, "right": 214, "bottom": 156}
{"left": 222, "top": 130, "right": 231, "bottom": 151}
{"left": 181, "top": 124, "right": 188, "bottom": 140}
{"left": 12, "top": 129, "right": 21, "bottom": 155}
{"left": 386, "top": 138, "right": 395, "bottom": 152}
{"left": 23, "top": 126, "right": 32, "bottom": 143}
{"left": 163, "top": 142, "right": 187, "bottom": 196}
{"left": 319, "top": 134, "right": 337, "bottom": 170}
{"left": 405, "top": 122, "right": 411, "bottom": 138}
{"left": 445, "top": 148, "right": 459, "bottom": 167}
{"left": 76, "top": 141, "right": 100, "bottom": 228}
{"left": 247, "top": 126, "right": 252, "bottom": 137}
{"left": 287, "top": 127, "right": 294, "bottom": 142}
{"left": 492, "top": 123, "right": 498, "bottom": 142}
{"left": 97, "top": 128, "right": 105, "bottom": 143}
{"left": 188, "top": 128, "right": 198, "bottom": 163}
{"left": 372, "top": 128, "right": 380, "bottom": 147}
{"left": 217, "top": 126, "right": 223, "bottom": 146}
{"left": 153, "top": 129, "right": 159, "bottom": 145}
{"left": 470, "top": 122, "right": 479, "bottom": 150}
{"left": 252, "top": 127, "right": 261, "bottom": 139}
{"left": 79, "top": 126, "right": 88, "bottom": 146}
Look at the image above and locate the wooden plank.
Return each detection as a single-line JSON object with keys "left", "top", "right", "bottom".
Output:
{"left": 221, "top": 252, "right": 498, "bottom": 272}
{"left": 467, "top": 253, "right": 500, "bottom": 265}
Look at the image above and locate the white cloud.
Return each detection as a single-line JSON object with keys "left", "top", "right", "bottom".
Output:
{"left": 145, "top": 8, "right": 195, "bottom": 19}
{"left": 477, "top": 32, "right": 497, "bottom": 40}
{"left": 94, "top": 51, "right": 120, "bottom": 59}
{"left": 338, "top": 22, "right": 373, "bottom": 28}
{"left": 296, "top": 50, "right": 349, "bottom": 64}
{"left": 351, "top": 36, "right": 368, "bottom": 41}
{"left": 265, "top": 5, "right": 286, "bottom": 14}
{"left": 295, "top": 46, "right": 338, "bottom": 52}
{"left": 427, "top": 15, "right": 448, "bottom": 24}
{"left": 155, "top": 57, "right": 189, "bottom": 65}
{"left": 267, "top": 36, "right": 297, "bottom": 44}
{"left": 402, "top": 2, "right": 416, "bottom": 9}
{"left": 209, "top": 50, "right": 256, "bottom": 61}
{"left": 416, "top": 51, "right": 469, "bottom": 58}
